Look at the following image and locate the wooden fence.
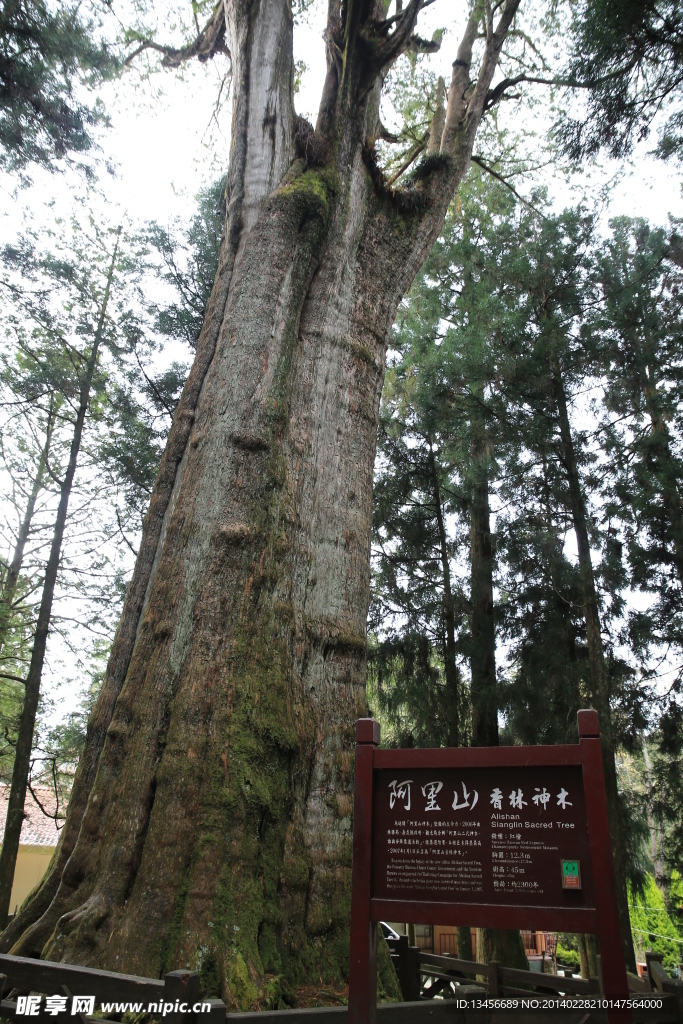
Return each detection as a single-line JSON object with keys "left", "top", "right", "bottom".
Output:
{"left": 385, "top": 938, "right": 683, "bottom": 1015}
{"left": 0, "top": 946, "right": 681, "bottom": 1023}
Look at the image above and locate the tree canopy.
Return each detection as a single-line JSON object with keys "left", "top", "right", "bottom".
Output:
{"left": 0, "top": 0, "right": 120, "bottom": 174}
{"left": 558, "top": 0, "right": 683, "bottom": 161}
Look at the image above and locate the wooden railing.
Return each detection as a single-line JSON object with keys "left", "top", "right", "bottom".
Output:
{"left": 647, "top": 952, "right": 683, "bottom": 1022}
{"left": 386, "top": 936, "right": 683, "bottom": 1021}
{"left": 0, "top": 953, "right": 226, "bottom": 1024}
{"left": 0, "top": 947, "right": 681, "bottom": 1022}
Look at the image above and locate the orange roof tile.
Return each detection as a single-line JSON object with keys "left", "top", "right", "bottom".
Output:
{"left": 0, "top": 784, "right": 61, "bottom": 847}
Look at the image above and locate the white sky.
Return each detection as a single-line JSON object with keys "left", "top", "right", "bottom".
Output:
{"left": 1, "top": 0, "right": 682, "bottom": 731}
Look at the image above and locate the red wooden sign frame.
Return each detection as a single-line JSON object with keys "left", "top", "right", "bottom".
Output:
{"left": 348, "top": 709, "right": 630, "bottom": 1024}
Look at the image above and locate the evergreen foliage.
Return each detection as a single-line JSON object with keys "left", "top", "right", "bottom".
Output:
{"left": 560, "top": 0, "right": 683, "bottom": 162}
{"left": 0, "top": 175, "right": 226, "bottom": 839}
{"left": 629, "top": 874, "right": 683, "bottom": 971}
{"left": 0, "top": 0, "right": 118, "bottom": 173}
{"left": 370, "top": 169, "right": 683, "bottom": 938}
{"left": 145, "top": 174, "right": 227, "bottom": 351}
{"left": 593, "top": 219, "right": 683, "bottom": 677}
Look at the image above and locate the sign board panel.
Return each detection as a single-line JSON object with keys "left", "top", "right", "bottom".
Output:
{"left": 371, "top": 765, "right": 594, "bottom": 909}
{"left": 348, "top": 710, "right": 630, "bottom": 1024}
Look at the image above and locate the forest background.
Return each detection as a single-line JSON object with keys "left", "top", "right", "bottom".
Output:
{"left": 1, "top": 0, "right": 683, "bottom": 995}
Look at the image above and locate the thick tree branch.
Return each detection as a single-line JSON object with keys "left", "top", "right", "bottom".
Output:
{"left": 367, "top": 0, "right": 424, "bottom": 73}
{"left": 484, "top": 72, "right": 526, "bottom": 110}
{"left": 440, "top": 5, "right": 482, "bottom": 154}
{"left": 406, "top": 33, "right": 441, "bottom": 55}
{"left": 428, "top": 77, "right": 446, "bottom": 154}
{"left": 377, "top": 121, "right": 401, "bottom": 143}
{"left": 484, "top": 66, "right": 641, "bottom": 110}
{"left": 124, "top": 2, "right": 229, "bottom": 69}
{"left": 468, "top": 0, "right": 523, "bottom": 124}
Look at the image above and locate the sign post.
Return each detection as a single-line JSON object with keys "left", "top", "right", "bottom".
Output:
{"left": 348, "top": 709, "right": 630, "bottom": 1023}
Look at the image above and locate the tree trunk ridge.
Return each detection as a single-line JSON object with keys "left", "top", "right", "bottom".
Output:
{"left": 3, "top": 0, "right": 522, "bottom": 1001}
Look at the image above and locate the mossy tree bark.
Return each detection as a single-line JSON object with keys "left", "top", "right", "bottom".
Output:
{"left": 1, "top": 0, "right": 522, "bottom": 1003}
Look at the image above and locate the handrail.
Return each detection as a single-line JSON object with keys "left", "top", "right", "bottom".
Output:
{"left": 387, "top": 939, "right": 682, "bottom": 1010}
{"left": 0, "top": 953, "right": 226, "bottom": 1024}
{"left": 0, "top": 954, "right": 164, "bottom": 1001}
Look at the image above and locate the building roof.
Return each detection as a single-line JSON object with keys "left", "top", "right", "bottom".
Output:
{"left": 0, "top": 785, "right": 61, "bottom": 847}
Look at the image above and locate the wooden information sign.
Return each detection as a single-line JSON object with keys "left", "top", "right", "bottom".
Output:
{"left": 348, "top": 709, "right": 630, "bottom": 1023}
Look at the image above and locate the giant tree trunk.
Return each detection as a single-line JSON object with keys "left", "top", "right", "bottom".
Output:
{"left": 2, "top": 0, "right": 521, "bottom": 1001}
{"left": 553, "top": 371, "right": 636, "bottom": 972}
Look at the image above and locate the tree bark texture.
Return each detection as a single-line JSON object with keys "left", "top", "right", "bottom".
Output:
{"left": 578, "top": 932, "right": 598, "bottom": 981}
{"left": 456, "top": 925, "right": 472, "bottom": 960}
{"left": 2, "top": 0, "right": 522, "bottom": 1002}
{"left": 0, "top": 234, "right": 119, "bottom": 929}
{"left": 553, "top": 371, "right": 636, "bottom": 972}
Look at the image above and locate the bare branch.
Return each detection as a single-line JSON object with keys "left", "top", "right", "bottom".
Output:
{"left": 485, "top": 0, "right": 494, "bottom": 43}
{"left": 368, "top": 0, "right": 424, "bottom": 72}
{"left": 115, "top": 507, "right": 139, "bottom": 558}
{"left": 440, "top": 4, "right": 482, "bottom": 155}
{"left": 387, "top": 133, "right": 429, "bottom": 185}
{"left": 27, "top": 773, "right": 63, "bottom": 827}
{"left": 470, "top": 155, "right": 548, "bottom": 219}
{"left": 124, "top": 2, "right": 229, "bottom": 70}
{"left": 377, "top": 122, "right": 401, "bottom": 143}
{"left": 427, "top": 77, "right": 446, "bottom": 155}
{"left": 0, "top": 672, "right": 27, "bottom": 685}
{"left": 468, "top": 0, "right": 524, "bottom": 122}
{"left": 484, "top": 72, "right": 526, "bottom": 110}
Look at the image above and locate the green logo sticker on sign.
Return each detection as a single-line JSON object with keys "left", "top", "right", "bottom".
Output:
{"left": 561, "top": 860, "right": 581, "bottom": 889}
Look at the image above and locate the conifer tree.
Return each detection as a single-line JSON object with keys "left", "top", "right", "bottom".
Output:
{"left": 0, "top": 224, "right": 123, "bottom": 927}
{"left": 371, "top": 171, "right": 652, "bottom": 970}
{"left": 0, "top": 0, "right": 119, "bottom": 174}
{"left": 594, "top": 219, "right": 683, "bottom": 670}
{"left": 558, "top": 0, "right": 683, "bottom": 162}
